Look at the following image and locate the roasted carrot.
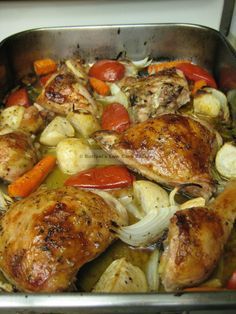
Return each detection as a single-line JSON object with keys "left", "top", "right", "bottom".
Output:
{"left": 191, "top": 79, "right": 207, "bottom": 95}
{"left": 8, "top": 155, "right": 56, "bottom": 198}
{"left": 89, "top": 77, "right": 110, "bottom": 96}
{"left": 148, "top": 60, "right": 191, "bottom": 75}
{"left": 33, "top": 58, "right": 57, "bottom": 76}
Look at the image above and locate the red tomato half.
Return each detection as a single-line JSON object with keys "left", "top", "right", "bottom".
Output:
{"left": 176, "top": 63, "right": 217, "bottom": 88}
{"left": 102, "top": 103, "right": 130, "bottom": 133}
{"left": 89, "top": 60, "right": 125, "bottom": 82}
{"left": 226, "top": 271, "right": 236, "bottom": 290}
{"left": 64, "top": 165, "right": 134, "bottom": 189}
{"left": 40, "top": 73, "right": 53, "bottom": 86}
{"left": 6, "top": 88, "right": 30, "bottom": 107}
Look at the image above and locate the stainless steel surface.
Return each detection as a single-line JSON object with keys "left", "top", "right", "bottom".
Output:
{"left": 0, "top": 23, "right": 236, "bottom": 313}
{"left": 220, "top": 0, "right": 235, "bottom": 36}
{"left": 0, "top": 292, "right": 236, "bottom": 313}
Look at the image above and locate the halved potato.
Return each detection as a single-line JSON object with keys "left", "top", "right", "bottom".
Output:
{"left": 56, "top": 138, "right": 96, "bottom": 174}
{"left": 67, "top": 110, "right": 100, "bottom": 138}
{"left": 40, "top": 116, "right": 74, "bottom": 146}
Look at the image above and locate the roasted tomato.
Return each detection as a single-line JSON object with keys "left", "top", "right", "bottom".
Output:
{"left": 102, "top": 103, "right": 130, "bottom": 133}
{"left": 176, "top": 63, "right": 217, "bottom": 88}
{"left": 89, "top": 60, "right": 125, "bottom": 82}
{"left": 6, "top": 88, "right": 30, "bottom": 107}
{"left": 65, "top": 165, "right": 134, "bottom": 189}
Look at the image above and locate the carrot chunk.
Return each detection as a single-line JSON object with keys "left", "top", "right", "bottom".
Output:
{"left": 8, "top": 155, "right": 56, "bottom": 198}
{"left": 33, "top": 58, "right": 57, "bottom": 76}
{"left": 148, "top": 60, "right": 190, "bottom": 75}
{"left": 191, "top": 80, "right": 207, "bottom": 95}
{"left": 89, "top": 77, "right": 110, "bottom": 96}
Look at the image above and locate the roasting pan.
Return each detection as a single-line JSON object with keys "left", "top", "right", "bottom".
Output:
{"left": 0, "top": 23, "right": 236, "bottom": 314}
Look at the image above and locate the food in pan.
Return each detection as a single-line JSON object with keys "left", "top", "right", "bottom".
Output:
{"left": 0, "top": 55, "right": 236, "bottom": 293}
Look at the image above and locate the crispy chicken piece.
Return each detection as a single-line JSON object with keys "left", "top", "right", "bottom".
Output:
{"left": 0, "top": 186, "right": 123, "bottom": 292}
{"left": 120, "top": 69, "right": 190, "bottom": 122}
{"left": 36, "top": 66, "right": 97, "bottom": 116}
{"left": 93, "top": 114, "right": 218, "bottom": 198}
{"left": 160, "top": 180, "right": 236, "bottom": 291}
{"left": 0, "top": 131, "right": 38, "bottom": 182}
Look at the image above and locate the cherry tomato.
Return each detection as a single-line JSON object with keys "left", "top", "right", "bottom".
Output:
{"left": 89, "top": 60, "right": 125, "bottom": 82}
{"left": 64, "top": 165, "right": 134, "bottom": 189}
{"left": 226, "top": 271, "right": 236, "bottom": 290}
{"left": 40, "top": 73, "right": 53, "bottom": 86}
{"left": 176, "top": 63, "right": 217, "bottom": 88}
{"left": 6, "top": 88, "right": 30, "bottom": 107}
{"left": 102, "top": 103, "right": 130, "bottom": 133}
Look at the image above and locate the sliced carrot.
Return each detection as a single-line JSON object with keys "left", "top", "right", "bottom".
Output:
{"left": 33, "top": 58, "right": 57, "bottom": 76}
{"left": 8, "top": 155, "right": 56, "bottom": 198}
{"left": 148, "top": 59, "right": 191, "bottom": 75}
{"left": 89, "top": 77, "right": 110, "bottom": 96}
{"left": 191, "top": 79, "right": 207, "bottom": 95}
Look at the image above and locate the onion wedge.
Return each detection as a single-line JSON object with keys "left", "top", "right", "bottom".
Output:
{"left": 92, "top": 190, "right": 129, "bottom": 227}
{"left": 146, "top": 249, "right": 160, "bottom": 292}
{"left": 116, "top": 206, "right": 178, "bottom": 247}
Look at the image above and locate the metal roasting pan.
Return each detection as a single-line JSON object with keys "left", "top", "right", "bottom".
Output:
{"left": 0, "top": 23, "right": 236, "bottom": 313}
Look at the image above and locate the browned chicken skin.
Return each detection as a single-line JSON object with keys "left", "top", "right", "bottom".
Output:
{"left": 0, "top": 131, "right": 38, "bottom": 182}
{"left": 0, "top": 186, "right": 122, "bottom": 292}
{"left": 120, "top": 69, "right": 190, "bottom": 122}
{"left": 160, "top": 181, "right": 236, "bottom": 292}
{"left": 36, "top": 67, "right": 97, "bottom": 116}
{"left": 93, "top": 114, "right": 218, "bottom": 198}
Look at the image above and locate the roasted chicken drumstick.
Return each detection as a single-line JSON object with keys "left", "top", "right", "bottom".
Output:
{"left": 160, "top": 180, "right": 236, "bottom": 291}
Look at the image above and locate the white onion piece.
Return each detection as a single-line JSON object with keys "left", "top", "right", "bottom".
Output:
{"left": 146, "top": 249, "right": 160, "bottom": 292}
{"left": 117, "top": 206, "right": 179, "bottom": 247}
{"left": 180, "top": 197, "right": 205, "bottom": 210}
{"left": 169, "top": 187, "right": 205, "bottom": 209}
{"left": 0, "top": 281, "right": 13, "bottom": 292}
{"left": 215, "top": 142, "right": 236, "bottom": 178}
{"left": 133, "top": 181, "right": 169, "bottom": 217}
{"left": 132, "top": 57, "right": 152, "bottom": 68}
{"left": 65, "top": 59, "right": 87, "bottom": 79}
{"left": 193, "top": 87, "right": 229, "bottom": 121}
{"left": 96, "top": 83, "right": 129, "bottom": 108}
{"left": 118, "top": 194, "right": 143, "bottom": 220}
{"left": 92, "top": 190, "right": 129, "bottom": 227}
{"left": 92, "top": 258, "right": 148, "bottom": 293}
{"left": 169, "top": 187, "right": 179, "bottom": 206}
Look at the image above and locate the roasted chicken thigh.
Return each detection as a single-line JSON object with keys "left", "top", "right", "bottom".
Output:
{"left": 93, "top": 114, "right": 218, "bottom": 198}
{"left": 120, "top": 69, "right": 190, "bottom": 122}
{"left": 160, "top": 180, "right": 236, "bottom": 291}
{"left": 0, "top": 186, "right": 122, "bottom": 292}
{"left": 37, "top": 66, "right": 97, "bottom": 116}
